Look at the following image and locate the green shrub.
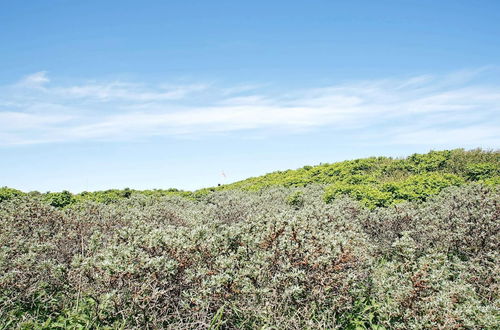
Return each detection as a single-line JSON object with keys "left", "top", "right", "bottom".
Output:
{"left": 465, "top": 162, "right": 499, "bottom": 180}
{"left": 384, "top": 173, "right": 464, "bottom": 202}
{"left": 324, "top": 173, "right": 465, "bottom": 208}
{"left": 220, "top": 149, "right": 498, "bottom": 192}
{"left": 44, "top": 190, "right": 75, "bottom": 208}
{"left": 0, "top": 186, "right": 24, "bottom": 203}
{"left": 482, "top": 175, "right": 500, "bottom": 186}
{"left": 324, "top": 183, "right": 392, "bottom": 208}
{"left": 5, "top": 149, "right": 495, "bottom": 207}
{"left": 286, "top": 190, "right": 304, "bottom": 208}
{"left": 405, "top": 150, "right": 452, "bottom": 173}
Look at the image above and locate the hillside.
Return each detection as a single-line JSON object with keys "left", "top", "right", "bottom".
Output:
{"left": 223, "top": 148, "right": 499, "bottom": 188}
{"left": 215, "top": 148, "right": 499, "bottom": 208}
{"left": 3, "top": 148, "right": 497, "bottom": 208}
{"left": 0, "top": 148, "right": 499, "bottom": 328}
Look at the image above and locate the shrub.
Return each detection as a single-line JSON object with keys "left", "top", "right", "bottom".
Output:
{"left": 405, "top": 150, "right": 452, "bottom": 173}
{"left": 0, "top": 186, "right": 24, "bottom": 203}
{"left": 383, "top": 173, "right": 465, "bottom": 203}
{"left": 1, "top": 184, "right": 497, "bottom": 328}
{"left": 324, "top": 183, "right": 392, "bottom": 208}
{"left": 465, "top": 162, "right": 499, "bottom": 181}
{"left": 44, "top": 190, "right": 75, "bottom": 208}
{"left": 1, "top": 149, "right": 499, "bottom": 328}
{"left": 286, "top": 190, "right": 304, "bottom": 208}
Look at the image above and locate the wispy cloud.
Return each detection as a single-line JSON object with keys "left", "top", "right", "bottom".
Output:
{"left": 0, "top": 69, "right": 499, "bottom": 147}
{"left": 52, "top": 82, "right": 210, "bottom": 102}
{"left": 17, "top": 71, "right": 50, "bottom": 88}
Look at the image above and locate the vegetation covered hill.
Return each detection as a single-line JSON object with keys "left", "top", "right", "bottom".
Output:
{"left": 216, "top": 148, "right": 499, "bottom": 207}
{"left": 2, "top": 148, "right": 498, "bottom": 208}
{"left": 221, "top": 149, "right": 499, "bottom": 189}
{"left": 0, "top": 149, "right": 498, "bottom": 328}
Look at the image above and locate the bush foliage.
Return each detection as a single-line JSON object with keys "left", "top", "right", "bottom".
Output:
{"left": 0, "top": 149, "right": 498, "bottom": 328}
{"left": 1, "top": 149, "right": 498, "bottom": 209}
{"left": 0, "top": 184, "right": 498, "bottom": 328}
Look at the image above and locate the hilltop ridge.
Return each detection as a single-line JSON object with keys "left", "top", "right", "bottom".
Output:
{"left": 1, "top": 148, "right": 498, "bottom": 208}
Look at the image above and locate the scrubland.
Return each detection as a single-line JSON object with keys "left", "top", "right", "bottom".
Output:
{"left": 0, "top": 149, "right": 498, "bottom": 329}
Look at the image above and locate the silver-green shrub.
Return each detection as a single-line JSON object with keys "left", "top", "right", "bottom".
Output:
{"left": 0, "top": 184, "right": 498, "bottom": 329}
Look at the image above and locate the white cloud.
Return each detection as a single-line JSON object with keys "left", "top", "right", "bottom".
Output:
{"left": 0, "top": 69, "right": 499, "bottom": 147}
{"left": 52, "top": 82, "right": 210, "bottom": 102}
{"left": 18, "top": 71, "right": 50, "bottom": 88}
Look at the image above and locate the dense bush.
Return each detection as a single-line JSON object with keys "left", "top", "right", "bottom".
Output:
{"left": 222, "top": 149, "right": 498, "bottom": 191}
{"left": 0, "top": 187, "right": 23, "bottom": 203}
{"left": 465, "top": 162, "right": 499, "bottom": 181}
{"left": 44, "top": 190, "right": 75, "bottom": 208}
{"left": 0, "top": 149, "right": 497, "bottom": 209}
{"left": 1, "top": 184, "right": 498, "bottom": 328}
{"left": 324, "top": 182, "right": 392, "bottom": 208}
{"left": 323, "top": 173, "right": 465, "bottom": 208}
{"left": 0, "top": 149, "right": 498, "bottom": 328}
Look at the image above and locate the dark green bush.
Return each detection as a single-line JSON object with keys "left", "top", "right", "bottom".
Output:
{"left": 44, "top": 190, "right": 75, "bottom": 208}
{"left": 285, "top": 190, "right": 305, "bottom": 208}
{"left": 465, "top": 162, "right": 499, "bottom": 181}
{"left": 0, "top": 187, "right": 24, "bottom": 203}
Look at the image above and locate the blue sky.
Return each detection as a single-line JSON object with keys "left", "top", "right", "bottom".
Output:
{"left": 1, "top": 0, "right": 499, "bottom": 192}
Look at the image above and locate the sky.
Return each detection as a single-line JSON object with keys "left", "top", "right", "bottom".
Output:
{"left": 1, "top": 0, "right": 499, "bottom": 192}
